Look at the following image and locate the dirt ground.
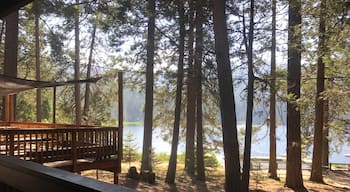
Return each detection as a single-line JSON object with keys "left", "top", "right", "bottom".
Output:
{"left": 81, "top": 165, "right": 350, "bottom": 192}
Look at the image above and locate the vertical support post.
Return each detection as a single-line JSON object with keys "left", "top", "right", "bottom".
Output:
{"left": 72, "top": 130, "right": 77, "bottom": 172}
{"left": 4, "top": 95, "right": 15, "bottom": 122}
{"left": 117, "top": 72, "right": 123, "bottom": 180}
{"left": 53, "top": 86, "right": 56, "bottom": 124}
{"left": 4, "top": 11, "right": 18, "bottom": 122}
{"left": 9, "top": 132, "right": 14, "bottom": 156}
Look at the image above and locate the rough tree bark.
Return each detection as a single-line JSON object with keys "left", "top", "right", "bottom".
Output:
{"left": 212, "top": 0, "right": 242, "bottom": 191}
{"left": 310, "top": 0, "right": 326, "bottom": 183}
{"left": 242, "top": 0, "right": 255, "bottom": 191}
{"left": 285, "top": 0, "right": 305, "bottom": 190}
{"left": 141, "top": 0, "right": 155, "bottom": 172}
{"left": 269, "top": 0, "right": 278, "bottom": 180}
{"left": 165, "top": 0, "right": 185, "bottom": 184}
{"left": 194, "top": 0, "right": 205, "bottom": 181}
{"left": 185, "top": 0, "right": 196, "bottom": 175}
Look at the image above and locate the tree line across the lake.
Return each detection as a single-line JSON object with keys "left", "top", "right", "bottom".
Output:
{"left": 0, "top": 0, "right": 349, "bottom": 191}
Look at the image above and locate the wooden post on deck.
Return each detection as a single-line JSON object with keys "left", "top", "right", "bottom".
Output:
{"left": 4, "top": 95, "right": 15, "bottom": 122}
{"left": 3, "top": 11, "right": 18, "bottom": 122}
{"left": 116, "top": 71, "right": 123, "bottom": 184}
{"left": 53, "top": 86, "right": 56, "bottom": 124}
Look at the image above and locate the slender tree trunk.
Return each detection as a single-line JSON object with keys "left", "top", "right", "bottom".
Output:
{"left": 72, "top": 0, "right": 81, "bottom": 173}
{"left": 165, "top": 0, "right": 185, "bottom": 184}
{"left": 185, "top": 0, "right": 196, "bottom": 175}
{"left": 310, "top": 0, "right": 326, "bottom": 183}
{"left": 212, "top": 0, "right": 241, "bottom": 191}
{"left": 34, "top": 0, "right": 42, "bottom": 122}
{"left": 141, "top": 0, "right": 155, "bottom": 172}
{"left": 194, "top": 0, "right": 205, "bottom": 181}
{"left": 83, "top": 20, "right": 97, "bottom": 124}
{"left": 269, "top": 0, "right": 278, "bottom": 180}
{"left": 74, "top": 0, "right": 81, "bottom": 126}
{"left": 286, "top": 0, "right": 305, "bottom": 190}
{"left": 3, "top": 11, "right": 18, "bottom": 122}
{"left": 242, "top": 0, "right": 254, "bottom": 191}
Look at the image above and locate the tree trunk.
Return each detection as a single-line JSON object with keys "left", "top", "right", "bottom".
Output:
{"left": 3, "top": 11, "right": 18, "bottom": 122}
{"left": 310, "top": 0, "right": 326, "bottom": 183}
{"left": 242, "top": 0, "right": 254, "bottom": 191}
{"left": 194, "top": 0, "right": 205, "bottom": 181}
{"left": 165, "top": 0, "right": 185, "bottom": 184}
{"left": 212, "top": 0, "right": 241, "bottom": 191}
{"left": 83, "top": 20, "right": 97, "bottom": 124}
{"left": 34, "top": 0, "right": 42, "bottom": 122}
{"left": 74, "top": 0, "right": 81, "bottom": 126}
{"left": 285, "top": 0, "right": 305, "bottom": 190}
{"left": 141, "top": 0, "right": 155, "bottom": 172}
{"left": 185, "top": 0, "right": 196, "bottom": 176}
{"left": 269, "top": 0, "right": 278, "bottom": 180}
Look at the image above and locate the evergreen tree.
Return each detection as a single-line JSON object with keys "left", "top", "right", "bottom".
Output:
{"left": 165, "top": 0, "right": 185, "bottom": 184}
{"left": 123, "top": 131, "right": 140, "bottom": 167}
{"left": 310, "top": 0, "right": 326, "bottom": 183}
{"left": 242, "top": 0, "right": 255, "bottom": 190}
{"left": 141, "top": 0, "right": 156, "bottom": 173}
{"left": 194, "top": 0, "right": 205, "bottom": 181}
{"left": 212, "top": 0, "right": 242, "bottom": 190}
{"left": 269, "top": 0, "right": 278, "bottom": 180}
{"left": 285, "top": 0, "right": 305, "bottom": 190}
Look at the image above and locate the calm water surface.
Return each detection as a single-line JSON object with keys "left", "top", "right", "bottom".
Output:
{"left": 124, "top": 125, "right": 350, "bottom": 164}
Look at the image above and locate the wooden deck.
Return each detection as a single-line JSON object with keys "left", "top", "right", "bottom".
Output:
{"left": 0, "top": 121, "right": 122, "bottom": 183}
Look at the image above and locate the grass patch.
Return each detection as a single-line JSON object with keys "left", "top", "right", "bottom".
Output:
{"left": 124, "top": 121, "right": 143, "bottom": 126}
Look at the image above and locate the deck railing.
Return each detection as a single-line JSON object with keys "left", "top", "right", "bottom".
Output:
{"left": 0, "top": 122, "right": 121, "bottom": 176}
{"left": 0, "top": 127, "right": 118, "bottom": 163}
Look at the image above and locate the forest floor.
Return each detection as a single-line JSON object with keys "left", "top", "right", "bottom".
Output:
{"left": 82, "top": 163, "right": 350, "bottom": 192}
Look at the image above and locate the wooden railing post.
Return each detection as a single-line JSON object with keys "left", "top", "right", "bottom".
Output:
{"left": 72, "top": 130, "right": 77, "bottom": 172}
{"left": 9, "top": 132, "right": 14, "bottom": 156}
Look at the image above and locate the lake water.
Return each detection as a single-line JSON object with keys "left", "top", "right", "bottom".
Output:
{"left": 124, "top": 125, "right": 350, "bottom": 164}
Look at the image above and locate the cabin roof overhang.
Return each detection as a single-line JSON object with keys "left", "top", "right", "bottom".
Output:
{"left": 0, "top": 0, "right": 33, "bottom": 19}
{"left": 0, "top": 75, "right": 101, "bottom": 96}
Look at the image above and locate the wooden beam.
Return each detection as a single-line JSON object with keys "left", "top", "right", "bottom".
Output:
{"left": 0, "top": 0, "right": 33, "bottom": 19}
{"left": 0, "top": 155, "right": 135, "bottom": 192}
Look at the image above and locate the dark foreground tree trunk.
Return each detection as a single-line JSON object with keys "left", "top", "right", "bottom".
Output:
{"left": 212, "top": 0, "right": 241, "bottom": 191}
{"left": 165, "top": 0, "right": 185, "bottom": 184}
{"left": 310, "top": 0, "right": 326, "bottom": 183}
{"left": 285, "top": 0, "right": 305, "bottom": 190}
{"left": 185, "top": 0, "right": 196, "bottom": 175}
{"left": 242, "top": 0, "right": 255, "bottom": 191}
{"left": 269, "top": 0, "right": 278, "bottom": 180}
{"left": 194, "top": 0, "right": 205, "bottom": 181}
{"left": 141, "top": 0, "right": 155, "bottom": 172}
